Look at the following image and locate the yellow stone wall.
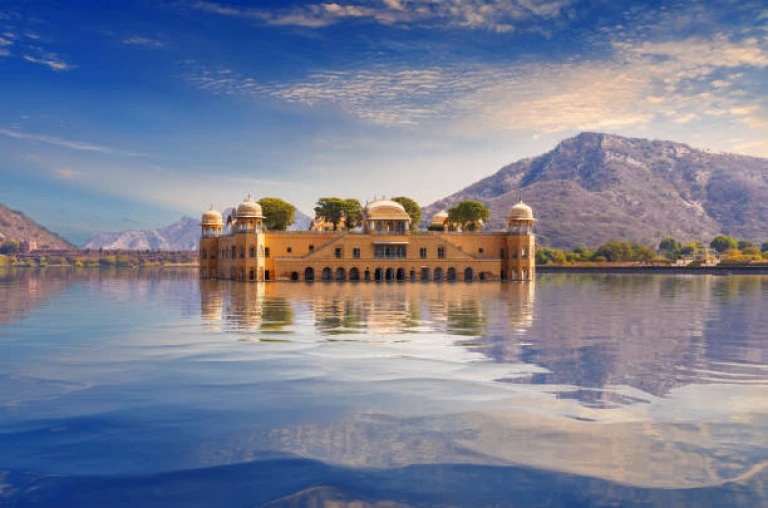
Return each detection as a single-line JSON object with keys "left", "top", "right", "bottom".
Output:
{"left": 200, "top": 228, "right": 535, "bottom": 282}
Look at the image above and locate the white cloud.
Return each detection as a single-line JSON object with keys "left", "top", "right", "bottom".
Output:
{"left": 22, "top": 52, "right": 75, "bottom": 71}
{"left": 0, "top": 36, "right": 12, "bottom": 46}
{"left": 123, "top": 36, "right": 166, "bottom": 48}
{"left": 184, "top": 32, "right": 768, "bottom": 138}
{"left": 187, "top": 0, "right": 572, "bottom": 32}
{"left": 0, "top": 48, "right": 9, "bottom": 57}
{"left": 0, "top": 128, "right": 144, "bottom": 156}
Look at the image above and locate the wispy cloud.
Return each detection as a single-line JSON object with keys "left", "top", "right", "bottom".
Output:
{"left": 0, "top": 128, "right": 144, "bottom": 156}
{"left": 22, "top": 51, "right": 75, "bottom": 71}
{"left": 55, "top": 168, "right": 84, "bottom": 179}
{"left": 184, "top": 30, "right": 768, "bottom": 138}
{"left": 123, "top": 35, "right": 166, "bottom": 48}
{"left": 187, "top": 0, "right": 572, "bottom": 33}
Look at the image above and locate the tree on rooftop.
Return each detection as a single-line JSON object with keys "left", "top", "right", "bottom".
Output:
{"left": 448, "top": 200, "right": 490, "bottom": 232}
{"left": 392, "top": 196, "right": 421, "bottom": 232}
{"left": 258, "top": 197, "right": 296, "bottom": 231}
{"left": 314, "top": 198, "right": 363, "bottom": 231}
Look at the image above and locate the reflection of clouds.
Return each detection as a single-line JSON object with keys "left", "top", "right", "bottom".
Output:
{"left": 196, "top": 382, "right": 768, "bottom": 490}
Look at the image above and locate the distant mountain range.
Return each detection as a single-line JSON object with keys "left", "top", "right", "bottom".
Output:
{"left": 83, "top": 209, "right": 312, "bottom": 251}
{"left": 5, "top": 132, "right": 767, "bottom": 252}
{"left": 0, "top": 204, "right": 74, "bottom": 250}
{"left": 423, "top": 132, "right": 768, "bottom": 248}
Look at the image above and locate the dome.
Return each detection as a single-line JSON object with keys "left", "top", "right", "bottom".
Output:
{"left": 507, "top": 200, "right": 534, "bottom": 221}
{"left": 431, "top": 210, "right": 449, "bottom": 225}
{"left": 202, "top": 208, "right": 223, "bottom": 226}
{"left": 236, "top": 197, "right": 264, "bottom": 219}
{"left": 364, "top": 199, "right": 410, "bottom": 221}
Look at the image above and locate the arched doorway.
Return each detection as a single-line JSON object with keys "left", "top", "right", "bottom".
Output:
{"left": 375, "top": 268, "right": 384, "bottom": 281}
{"left": 409, "top": 270, "right": 416, "bottom": 282}
{"left": 447, "top": 267, "right": 457, "bottom": 281}
{"left": 249, "top": 269, "right": 255, "bottom": 281}
{"left": 322, "top": 267, "right": 332, "bottom": 281}
{"left": 386, "top": 268, "right": 395, "bottom": 281}
{"left": 349, "top": 267, "right": 360, "bottom": 281}
{"left": 479, "top": 272, "right": 487, "bottom": 281}
{"left": 396, "top": 268, "right": 406, "bottom": 281}
{"left": 365, "top": 269, "right": 371, "bottom": 282}
{"left": 305, "top": 267, "right": 315, "bottom": 281}
{"left": 464, "top": 267, "right": 473, "bottom": 282}
{"left": 230, "top": 267, "right": 236, "bottom": 280}
{"left": 434, "top": 267, "right": 444, "bottom": 281}
{"left": 421, "top": 267, "right": 430, "bottom": 282}
{"left": 291, "top": 271, "right": 299, "bottom": 281}
{"left": 336, "top": 267, "right": 346, "bottom": 281}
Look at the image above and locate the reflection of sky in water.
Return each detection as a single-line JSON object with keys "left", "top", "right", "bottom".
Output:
{"left": 0, "top": 269, "right": 767, "bottom": 505}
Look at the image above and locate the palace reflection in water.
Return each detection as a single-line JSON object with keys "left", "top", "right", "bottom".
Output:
{"left": 199, "top": 275, "right": 768, "bottom": 402}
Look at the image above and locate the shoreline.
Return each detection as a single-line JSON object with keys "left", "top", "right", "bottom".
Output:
{"left": 538, "top": 265, "right": 768, "bottom": 275}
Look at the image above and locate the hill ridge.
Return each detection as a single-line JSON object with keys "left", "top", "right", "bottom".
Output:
{"left": 423, "top": 132, "right": 768, "bottom": 248}
{"left": 0, "top": 203, "right": 75, "bottom": 250}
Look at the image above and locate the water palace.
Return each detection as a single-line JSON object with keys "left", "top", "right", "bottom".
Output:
{"left": 199, "top": 198, "right": 535, "bottom": 282}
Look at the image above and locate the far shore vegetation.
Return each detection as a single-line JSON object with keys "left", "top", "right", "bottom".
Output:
{"left": 536, "top": 236, "right": 768, "bottom": 266}
{"left": 0, "top": 243, "right": 197, "bottom": 269}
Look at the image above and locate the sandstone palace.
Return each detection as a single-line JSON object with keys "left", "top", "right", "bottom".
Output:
{"left": 199, "top": 198, "right": 535, "bottom": 282}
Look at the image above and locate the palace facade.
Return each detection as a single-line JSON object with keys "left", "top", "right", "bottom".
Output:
{"left": 199, "top": 198, "right": 535, "bottom": 282}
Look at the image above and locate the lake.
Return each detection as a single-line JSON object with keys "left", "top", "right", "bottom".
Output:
{"left": 1, "top": 268, "right": 767, "bottom": 507}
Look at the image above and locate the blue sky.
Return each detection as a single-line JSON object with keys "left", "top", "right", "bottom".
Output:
{"left": 0, "top": 0, "right": 766, "bottom": 244}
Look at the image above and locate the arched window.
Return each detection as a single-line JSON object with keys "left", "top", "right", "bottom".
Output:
{"left": 304, "top": 267, "right": 315, "bottom": 281}
{"left": 447, "top": 267, "right": 457, "bottom": 281}
{"left": 464, "top": 267, "right": 473, "bottom": 282}
{"left": 421, "top": 267, "right": 430, "bottom": 281}
{"left": 349, "top": 267, "right": 360, "bottom": 281}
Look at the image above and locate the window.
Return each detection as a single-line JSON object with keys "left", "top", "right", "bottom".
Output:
{"left": 335, "top": 247, "right": 342, "bottom": 259}
{"left": 353, "top": 247, "right": 360, "bottom": 259}
{"left": 419, "top": 247, "right": 427, "bottom": 259}
{"left": 521, "top": 248, "right": 527, "bottom": 258}
{"left": 374, "top": 245, "right": 407, "bottom": 258}
{"left": 287, "top": 247, "right": 292, "bottom": 253}
{"left": 239, "top": 246, "right": 245, "bottom": 259}
{"left": 309, "top": 244, "right": 314, "bottom": 253}
{"left": 478, "top": 247, "right": 484, "bottom": 254}
{"left": 265, "top": 247, "right": 270, "bottom": 258}
{"left": 249, "top": 246, "right": 255, "bottom": 258}
{"left": 438, "top": 247, "right": 445, "bottom": 259}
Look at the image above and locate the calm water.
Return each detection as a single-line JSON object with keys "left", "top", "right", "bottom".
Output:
{"left": 1, "top": 268, "right": 767, "bottom": 507}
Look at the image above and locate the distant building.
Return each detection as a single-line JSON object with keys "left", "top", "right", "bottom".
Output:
{"left": 199, "top": 198, "right": 535, "bottom": 282}
{"left": 19, "top": 240, "right": 37, "bottom": 254}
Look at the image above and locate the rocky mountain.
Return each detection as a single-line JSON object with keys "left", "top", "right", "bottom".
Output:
{"left": 423, "top": 132, "right": 768, "bottom": 248}
{"left": 85, "top": 217, "right": 201, "bottom": 251}
{"left": 85, "top": 209, "right": 313, "bottom": 251}
{"left": 0, "top": 203, "right": 74, "bottom": 250}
